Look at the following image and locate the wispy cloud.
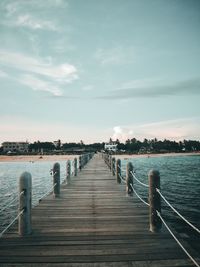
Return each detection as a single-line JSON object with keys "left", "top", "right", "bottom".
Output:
{"left": 112, "top": 118, "right": 200, "bottom": 142}
{"left": 97, "top": 78, "right": 200, "bottom": 99}
{"left": 14, "top": 14, "right": 59, "bottom": 31}
{"left": 19, "top": 74, "right": 62, "bottom": 96}
{"left": 0, "top": 50, "right": 78, "bottom": 83}
{"left": 1, "top": 0, "right": 67, "bottom": 32}
{"left": 4, "top": 0, "right": 67, "bottom": 15}
{"left": 0, "top": 49, "right": 78, "bottom": 96}
{"left": 95, "top": 46, "right": 135, "bottom": 66}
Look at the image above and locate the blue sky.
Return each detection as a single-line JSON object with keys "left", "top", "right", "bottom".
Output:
{"left": 0, "top": 0, "right": 200, "bottom": 143}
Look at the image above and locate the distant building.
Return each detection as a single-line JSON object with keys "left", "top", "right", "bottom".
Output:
{"left": 53, "top": 140, "right": 61, "bottom": 149}
{"left": 2, "top": 142, "right": 29, "bottom": 153}
{"left": 104, "top": 142, "right": 118, "bottom": 152}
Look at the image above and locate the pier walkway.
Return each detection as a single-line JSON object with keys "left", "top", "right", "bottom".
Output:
{"left": 0, "top": 154, "right": 198, "bottom": 266}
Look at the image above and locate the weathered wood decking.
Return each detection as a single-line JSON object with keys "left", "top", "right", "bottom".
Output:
{"left": 0, "top": 154, "right": 198, "bottom": 266}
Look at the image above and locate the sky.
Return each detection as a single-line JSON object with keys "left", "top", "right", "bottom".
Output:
{"left": 0, "top": 0, "right": 200, "bottom": 144}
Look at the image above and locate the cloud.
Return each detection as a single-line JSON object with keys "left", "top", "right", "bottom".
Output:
{"left": 97, "top": 78, "right": 200, "bottom": 99}
{"left": 19, "top": 74, "right": 62, "bottom": 96}
{"left": 1, "top": 0, "right": 68, "bottom": 32}
{"left": 14, "top": 14, "right": 59, "bottom": 31}
{"left": 111, "top": 118, "right": 200, "bottom": 142}
{"left": 112, "top": 126, "right": 133, "bottom": 141}
{"left": 0, "top": 50, "right": 78, "bottom": 96}
{"left": 4, "top": 0, "right": 67, "bottom": 15}
{"left": 0, "top": 50, "right": 78, "bottom": 84}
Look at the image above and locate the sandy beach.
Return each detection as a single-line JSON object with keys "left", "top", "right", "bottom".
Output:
{"left": 0, "top": 155, "right": 77, "bottom": 162}
{"left": 0, "top": 152, "right": 199, "bottom": 162}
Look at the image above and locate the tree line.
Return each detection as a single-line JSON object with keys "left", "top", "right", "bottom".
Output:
{"left": 27, "top": 138, "right": 200, "bottom": 154}
{"left": 115, "top": 138, "right": 200, "bottom": 153}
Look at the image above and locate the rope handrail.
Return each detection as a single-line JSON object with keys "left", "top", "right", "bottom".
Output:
{"left": 0, "top": 209, "right": 24, "bottom": 238}
{"left": 0, "top": 191, "right": 24, "bottom": 213}
{"left": 119, "top": 173, "right": 126, "bottom": 184}
{"left": 119, "top": 171, "right": 148, "bottom": 208}
{"left": 157, "top": 211, "right": 200, "bottom": 267}
{"left": 130, "top": 171, "right": 149, "bottom": 188}
{"left": 118, "top": 164, "right": 122, "bottom": 170}
{"left": 156, "top": 189, "right": 200, "bottom": 234}
{"left": 0, "top": 196, "right": 18, "bottom": 213}
{"left": 130, "top": 184, "right": 150, "bottom": 206}
{"left": 38, "top": 183, "right": 57, "bottom": 203}
{"left": 117, "top": 164, "right": 126, "bottom": 173}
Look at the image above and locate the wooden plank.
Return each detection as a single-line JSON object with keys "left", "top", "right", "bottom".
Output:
{"left": 0, "top": 260, "right": 196, "bottom": 267}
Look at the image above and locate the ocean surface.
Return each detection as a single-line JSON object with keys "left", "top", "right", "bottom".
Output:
{"left": 0, "top": 160, "right": 73, "bottom": 233}
{"left": 0, "top": 155, "right": 199, "bottom": 252}
{"left": 121, "top": 154, "right": 200, "bottom": 252}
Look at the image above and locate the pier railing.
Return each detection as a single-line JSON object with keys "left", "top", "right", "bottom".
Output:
{"left": 102, "top": 153, "right": 200, "bottom": 267}
{"left": 0, "top": 153, "right": 94, "bottom": 238}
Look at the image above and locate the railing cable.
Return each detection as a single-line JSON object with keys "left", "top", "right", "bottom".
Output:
{"left": 118, "top": 164, "right": 122, "bottom": 170}
{"left": 117, "top": 165, "right": 126, "bottom": 173}
{"left": 0, "top": 209, "right": 24, "bottom": 238}
{"left": 38, "top": 183, "right": 57, "bottom": 202}
{"left": 130, "top": 171, "right": 149, "bottom": 188}
{"left": 119, "top": 174, "right": 126, "bottom": 184}
{"left": 0, "top": 191, "right": 24, "bottom": 213}
{"left": 156, "top": 189, "right": 200, "bottom": 234}
{"left": 157, "top": 211, "right": 200, "bottom": 267}
{"left": 130, "top": 184, "right": 150, "bottom": 206}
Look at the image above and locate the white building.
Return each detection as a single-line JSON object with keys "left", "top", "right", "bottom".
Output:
{"left": 104, "top": 142, "right": 118, "bottom": 152}
{"left": 2, "top": 142, "right": 29, "bottom": 153}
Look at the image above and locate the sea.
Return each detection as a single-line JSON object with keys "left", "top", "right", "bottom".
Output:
{"left": 121, "top": 154, "right": 200, "bottom": 252}
{"left": 0, "top": 160, "right": 71, "bottom": 234}
{"left": 0, "top": 154, "right": 199, "bottom": 252}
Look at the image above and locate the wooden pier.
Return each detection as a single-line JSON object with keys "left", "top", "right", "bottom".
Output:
{"left": 0, "top": 154, "right": 198, "bottom": 266}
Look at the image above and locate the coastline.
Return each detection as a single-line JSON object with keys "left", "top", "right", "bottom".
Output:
{"left": 0, "top": 152, "right": 200, "bottom": 162}
{"left": 0, "top": 155, "right": 76, "bottom": 162}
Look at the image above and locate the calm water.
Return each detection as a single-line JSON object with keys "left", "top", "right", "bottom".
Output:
{"left": 0, "top": 160, "right": 73, "bottom": 232}
{"left": 0, "top": 155, "right": 199, "bottom": 252}
{"left": 121, "top": 154, "right": 200, "bottom": 252}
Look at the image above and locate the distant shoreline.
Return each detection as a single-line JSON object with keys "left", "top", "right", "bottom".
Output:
{"left": 0, "top": 155, "right": 76, "bottom": 162}
{"left": 0, "top": 152, "right": 200, "bottom": 162}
